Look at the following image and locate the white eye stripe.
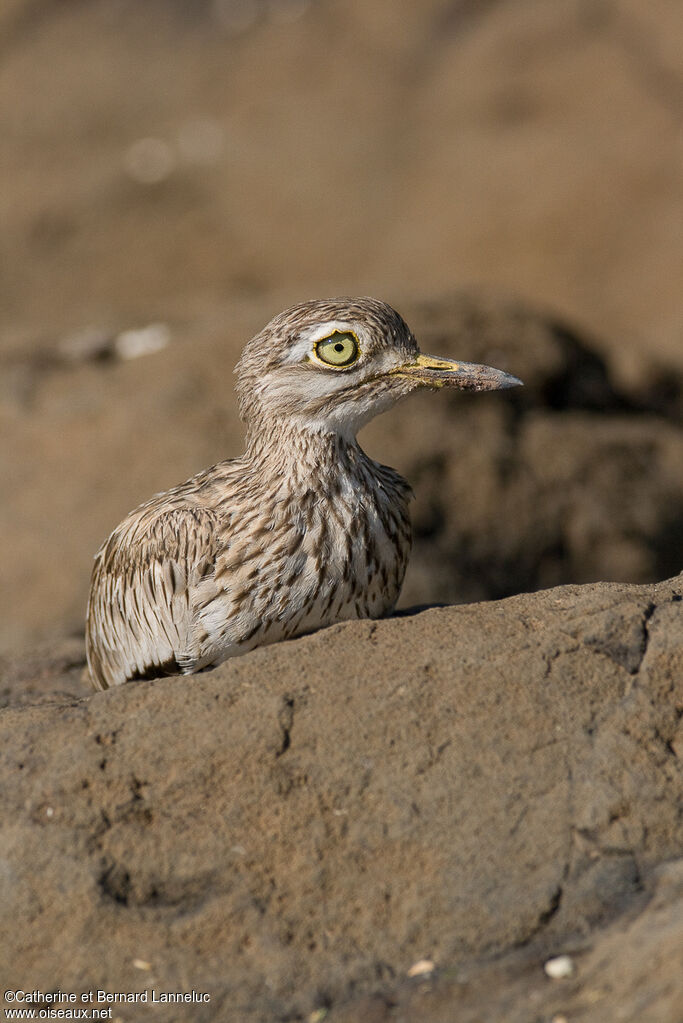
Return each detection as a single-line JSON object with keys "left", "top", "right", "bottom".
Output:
{"left": 306, "top": 320, "right": 358, "bottom": 344}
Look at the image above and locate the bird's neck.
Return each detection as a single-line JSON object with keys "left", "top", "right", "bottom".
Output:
{"left": 244, "top": 420, "right": 365, "bottom": 487}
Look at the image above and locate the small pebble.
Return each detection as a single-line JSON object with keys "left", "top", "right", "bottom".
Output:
{"left": 544, "top": 954, "right": 575, "bottom": 979}
{"left": 407, "top": 958, "right": 435, "bottom": 978}
{"left": 132, "top": 958, "right": 152, "bottom": 971}
{"left": 115, "top": 323, "right": 171, "bottom": 360}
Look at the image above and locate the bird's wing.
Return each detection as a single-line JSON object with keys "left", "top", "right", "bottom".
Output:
{"left": 86, "top": 506, "right": 225, "bottom": 690}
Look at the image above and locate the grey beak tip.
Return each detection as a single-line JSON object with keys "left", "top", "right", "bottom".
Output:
{"left": 502, "top": 374, "right": 524, "bottom": 389}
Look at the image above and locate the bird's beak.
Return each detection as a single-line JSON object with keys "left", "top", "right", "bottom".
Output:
{"left": 393, "top": 353, "right": 523, "bottom": 392}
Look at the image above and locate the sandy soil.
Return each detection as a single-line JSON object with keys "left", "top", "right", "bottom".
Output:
{"left": 2, "top": 577, "right": 682, "bottom": 1022}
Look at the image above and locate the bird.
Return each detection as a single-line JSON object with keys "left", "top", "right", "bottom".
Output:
{"left": 86, "top": 297, "right": 521, "bottom": 689}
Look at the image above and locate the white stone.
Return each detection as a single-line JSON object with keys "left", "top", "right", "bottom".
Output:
{"left": 544, "top": 954, "right": 575, "bottom": 979}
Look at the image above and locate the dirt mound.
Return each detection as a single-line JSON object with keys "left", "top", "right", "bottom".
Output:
{"left": 1, "top": 575, "right": 681, "bottom": 1021}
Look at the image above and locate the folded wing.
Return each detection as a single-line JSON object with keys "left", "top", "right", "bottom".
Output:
{"left": 86, "top": 507, "right": 223, "bottom": 689}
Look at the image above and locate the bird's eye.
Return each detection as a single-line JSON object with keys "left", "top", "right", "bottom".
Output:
{"left": 313, "top": 331, "right": 360, "bottom": 368}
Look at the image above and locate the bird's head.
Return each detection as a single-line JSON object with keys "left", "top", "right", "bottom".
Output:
{"left": 235, "top": 297, "right": 521, "bottom": 441}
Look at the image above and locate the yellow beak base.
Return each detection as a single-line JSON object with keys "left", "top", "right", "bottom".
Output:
{"left": 396, "top": 353, "right": 522, "bottom": 392}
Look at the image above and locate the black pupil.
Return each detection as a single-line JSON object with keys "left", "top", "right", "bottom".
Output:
{"left": 334, "top": 342, "right": 344, "bottom": 352}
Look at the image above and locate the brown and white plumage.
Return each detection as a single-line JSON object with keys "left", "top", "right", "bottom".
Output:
{"left": 86, "top": 297, "right": 520, "bottom": 689}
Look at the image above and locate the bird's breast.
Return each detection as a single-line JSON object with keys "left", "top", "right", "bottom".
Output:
{"left": 203, "top": 469, "right": 410, "bottom": 655}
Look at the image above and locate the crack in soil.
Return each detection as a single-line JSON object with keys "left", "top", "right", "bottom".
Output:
{"left": 276, "top": 695, "right": 295, "bottom": 758}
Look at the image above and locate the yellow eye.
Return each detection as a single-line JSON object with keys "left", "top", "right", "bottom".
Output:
{"left": 313, "top": 331, "right": 360, "bottom": 368}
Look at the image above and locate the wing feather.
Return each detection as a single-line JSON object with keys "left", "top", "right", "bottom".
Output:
{"left": 86, "top": 506, "right": 223, "bottom": 689}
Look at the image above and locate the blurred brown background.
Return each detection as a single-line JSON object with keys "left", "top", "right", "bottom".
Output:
{"left": 1, "top": 0, "right": 682, "bottom": 652}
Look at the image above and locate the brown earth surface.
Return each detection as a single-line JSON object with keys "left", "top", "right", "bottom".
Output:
{"left": 1, "top": 576, "right": 682, "bottom": 1022}
{"left": 1, "top": 2, "right": 682, "bottom": 1021}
